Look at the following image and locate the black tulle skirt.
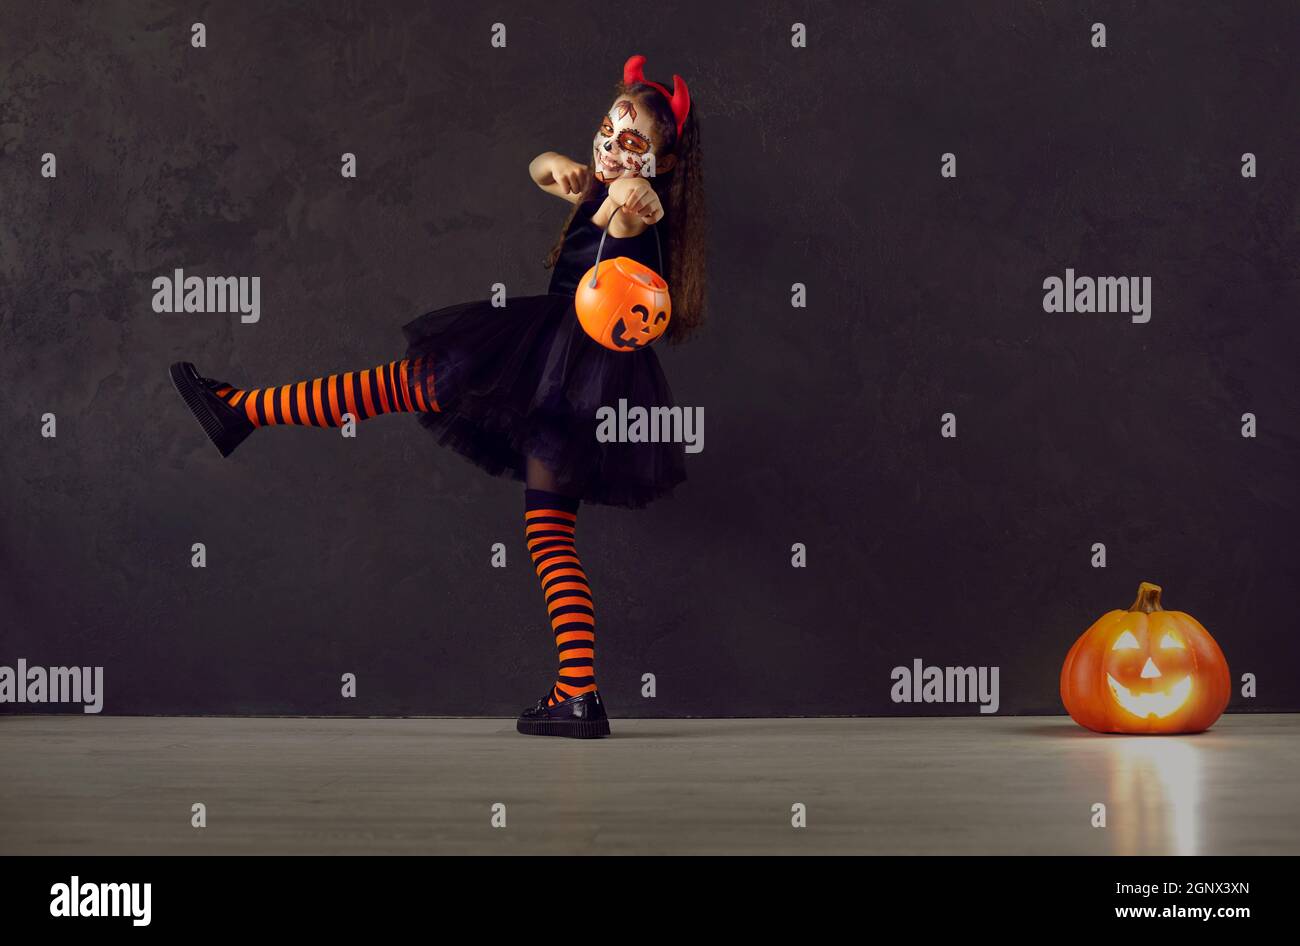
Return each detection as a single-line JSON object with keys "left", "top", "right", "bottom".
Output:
{"left": 401, "top": 293, "right": 686, "bottom": 508}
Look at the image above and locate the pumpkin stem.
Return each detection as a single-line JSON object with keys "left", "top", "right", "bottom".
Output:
{"left": 1129, "top": 581, "right": 1164, "bottom": 613}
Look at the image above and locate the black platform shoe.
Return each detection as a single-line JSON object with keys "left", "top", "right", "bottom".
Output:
{"left": 169, "top": 362, "right": 255, "bottom": 458}
{"left": 516, "top": 690, "right": 611, "bottom": 739}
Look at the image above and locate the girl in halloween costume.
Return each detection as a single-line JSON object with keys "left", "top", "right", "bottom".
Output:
{"left": 169, "top": 55, "right": 704, "bottom": 739}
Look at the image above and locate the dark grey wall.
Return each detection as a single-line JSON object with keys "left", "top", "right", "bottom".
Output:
{"left": 3, "top": 1, "right": 1298, "bottom": 716}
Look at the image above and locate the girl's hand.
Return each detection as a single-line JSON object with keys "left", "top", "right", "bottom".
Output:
{"left": 529, "top": 151, "right": 590, "bottom": 203}
{"left": 607, "top": 173, "right": 664, "bottom": 225}
{"left": 548, "top": 154, "right": 590, "bottom": 197}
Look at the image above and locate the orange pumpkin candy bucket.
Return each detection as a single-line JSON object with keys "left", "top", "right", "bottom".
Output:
{"left": 1060, "top": 582, "right": 1231, "bottom": 734}
{"left": 574, "top": 225, "right": 671, "bottom": 352}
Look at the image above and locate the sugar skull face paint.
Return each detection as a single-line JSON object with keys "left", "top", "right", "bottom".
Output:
{"left": 593, "top": 97, "right": 659, "bottom": 182}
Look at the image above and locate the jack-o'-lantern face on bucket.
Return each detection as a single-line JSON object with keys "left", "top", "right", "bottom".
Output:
{"left": 611, "top": 303, "right": 668, "bottom": 349}
{"left": 574, "top": 257, "right": 671, "bottom": 352}
{"left": 1061, "top": 582, "right": 1231, "bottom": 734}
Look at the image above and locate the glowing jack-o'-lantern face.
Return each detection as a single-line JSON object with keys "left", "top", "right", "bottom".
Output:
{"left": 1105, "top": 627, "right": 1194, "bottom": 718}
{"left": 575, "top": 257, "right": 671, "bottom": 352}
{"left": 1061, "top": 582, "right": 1230, "bottom": 734}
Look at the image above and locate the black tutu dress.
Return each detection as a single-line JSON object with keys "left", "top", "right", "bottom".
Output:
{"left": 401, "top": 182, "right": 687, "bottom": 508}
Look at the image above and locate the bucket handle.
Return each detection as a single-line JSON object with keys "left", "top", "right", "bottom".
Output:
{"left": 588, "top": 222, "right": 664, "bottom": 290}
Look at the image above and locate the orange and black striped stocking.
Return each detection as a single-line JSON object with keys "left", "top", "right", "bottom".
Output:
{"left": 524, "top": 489, "right": 596, "bottom": 705}
{"left": 214, "top": 357, "right": 439, "bottom": 427}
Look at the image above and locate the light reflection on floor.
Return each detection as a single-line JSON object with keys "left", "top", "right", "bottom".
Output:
{"left": 1104, "top": 737, "right": 1202, "bottom": 856}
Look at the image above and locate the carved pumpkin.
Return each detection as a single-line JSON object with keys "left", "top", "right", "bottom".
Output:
{"left": 1061, "top": 582, "right": 1230, "bottom": 734}
{"left": 575, "top": 256, "right": 671, "bottom": 352}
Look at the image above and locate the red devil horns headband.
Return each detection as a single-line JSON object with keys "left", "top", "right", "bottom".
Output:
{"left": 623, "top": 54, "right": 691, "bottom": 137}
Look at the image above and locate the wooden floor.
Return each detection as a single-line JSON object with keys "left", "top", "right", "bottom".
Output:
{"left": 1, "top": 714, "right": 1295, "bottom": 855}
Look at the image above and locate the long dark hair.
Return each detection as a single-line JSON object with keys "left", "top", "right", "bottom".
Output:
{"left": 546, "top": 81, "right": 706, "bottom": 343}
